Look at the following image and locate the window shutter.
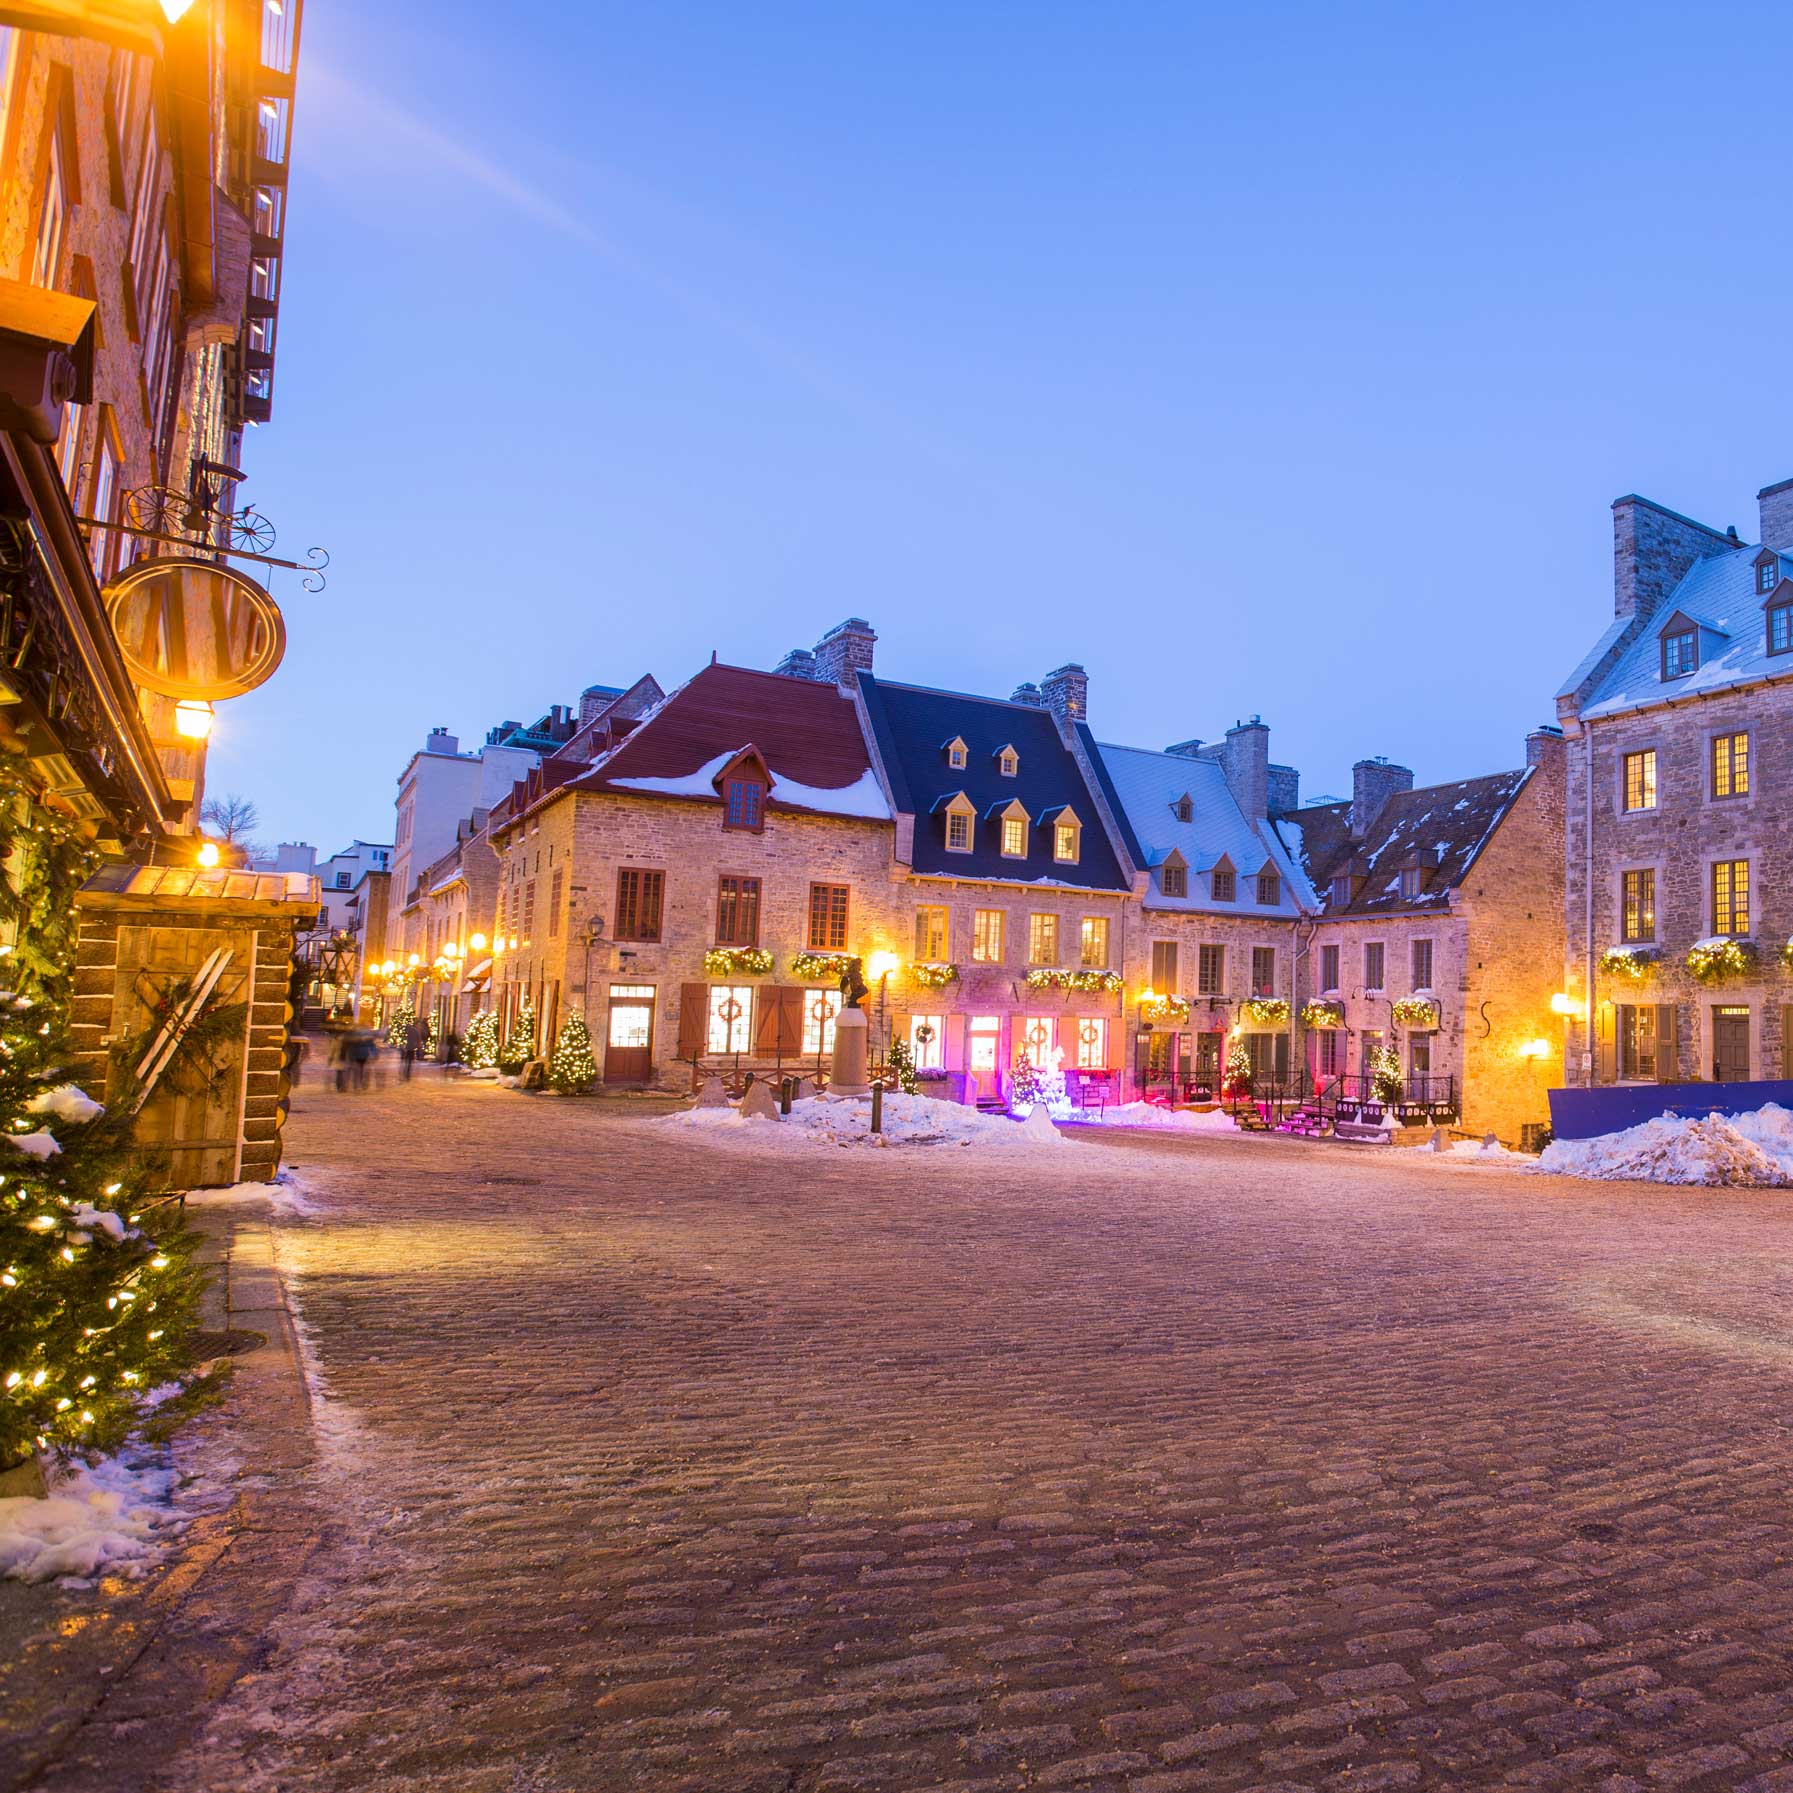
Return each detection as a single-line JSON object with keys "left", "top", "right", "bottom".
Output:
{"left": 677, "top": 983, "right": 708, "bottom": 1058}
{"left": 1655, "top": 1003, "right": 1678, "bottom": 1082}
{"left": 1596, "top": 1003, "right": 1617, "bottom": 1085}
{"left": 944, "top": 1012, "right": 966, "bottom": 1071}
{"left": 754, "top": 986, "right": 805, "bottom": 1058}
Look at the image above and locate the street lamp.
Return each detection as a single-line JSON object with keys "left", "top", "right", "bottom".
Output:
{"left": 866, "top": 950, "right": 899, "bottom": 1061}
{"left": 174, "top": 699, "right": 214, "bottom": 740}
{"left": 196, "top": 839, "right": 221, "bottom": 868}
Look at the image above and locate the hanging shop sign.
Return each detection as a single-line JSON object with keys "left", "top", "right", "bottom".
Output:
{"left": 101, "top": 556, "right": 286, "bottom": 700}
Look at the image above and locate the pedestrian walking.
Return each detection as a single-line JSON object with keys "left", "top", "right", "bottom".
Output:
{"left": 401, "top": 1014, "right": 427, "bottom": 1082}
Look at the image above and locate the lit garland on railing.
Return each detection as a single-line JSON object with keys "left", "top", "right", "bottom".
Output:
{"left": 1391, "top": 996, "right": 1440, "bottom": 1029}
{"left": 1599, "top": 945, "right": 1659, "bottom": 981}
{"left": 1686, "top": 938, "right": 1758, "bottom": 986}
{"left": 1240, "top": 997, "right": 1290, "bottom": 1026}
{"left": 910, "top": 961, "right": 961, "bottom": 989}
{"left": 1025, "top": 968, "right": 1123, "bottom": 995}
{"left": 704, "top": 946, "right": 774, "bottom": 976}
{"left": 1301, "top": 1000, "right": 1344, "bottom": 1029}
{"left": 1138, "top": 990, "right": 1190, "bottom": 1025}
{"left": 790, "top": 951, "right": 853, "bottom": 982}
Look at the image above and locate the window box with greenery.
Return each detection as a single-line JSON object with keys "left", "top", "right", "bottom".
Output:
{"left": 1599, "top": 945, "right": 1659, "bottom": 981}
{"left": 1240, "top": 997, "right": 1290, "bottom": 1027}
{"left": 1301, "top": 1000, "right": 1344, "bottom": 1029}
{"left": 1138, "top": 991, "right": 1191, "bottom": 1025}
{"left": 790, "top": 950, "right": 853, "bottom": 982}
{"left": 1391, "top": 996, "right": 1439, "bottom": 1029}
{"left": 1685, "top": 938, "right": 1758, "bottom": 986}
{"left": 1026, "top": 968, "right": 1123, "bottom": 995}
{"left": 910, "top": 961, "right": 960, "bottom": 989}
{"left": 704, "top": 946, "right": 774, "bottom": 977}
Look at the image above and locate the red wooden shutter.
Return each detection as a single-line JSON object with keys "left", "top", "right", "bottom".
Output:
{"left": 776, "top": 986, "right": 805, "bottom": 1054}
{"left": 753, "top": 986, "right": 784, "bottom": 1056}
{"left": 677, "top": 983, "right": 708, "bottom": 1057}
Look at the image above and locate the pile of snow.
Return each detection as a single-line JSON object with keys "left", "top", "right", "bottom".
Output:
{"left": 1404, "top": 1136, "right": 1531, "bottom": 1163}
{"left": 27, "top": 1084, "right": 103, "bottom": 1125}
{"left": 664, "top": 1090, "right": 1067, "bottom": 1152}
{"left": 1540, "top": 1104, "right": 1793, "bottom": 1187}
{"left": 1078, "top": 1101, "right": 1240, "bottom": 1133}
{"left": 0, "top": 1452, "right": 181, "bottom": 1584}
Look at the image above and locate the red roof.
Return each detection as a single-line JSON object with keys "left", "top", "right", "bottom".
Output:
{"left": 567, "top": 663, "right": 885, "bottom": 819}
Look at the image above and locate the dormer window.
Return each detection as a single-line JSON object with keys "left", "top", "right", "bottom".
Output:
{"left": 1210, "top": 863, "right": 1236, "bottom": 903}
{"left": 997, "top": 746, "right": 1019, "bottom": 778}
{"left": 1054, "top": 823, "right": 1078, "bottom": 863}
{"left": 945, "top": 737, "right": 969, "bottom": 770}
{"left": 724, "top": 777, "right": 764, "bottom": 831}
{"left": 1662, "top": 629, "right": 1697, "bottom": 680}
{"left": 1771, "top": 601, "right": 1793, "bottom": 656}
{"left": 941, "top": 791, "right": 976, "bottom": 854}
{"left": 1399, "top": 865, "right": 1422, "bottom": 900}
{"left": 1161, "top": 862, "right": 1187, "bottom": 897}
{"left": 1761, "top": 561, "right": 1781, "bottom": 595}
{"left": 1331, "top": 873, "right": 1352, "bottom": 906}
{"left": 1002, "top": 816, "right": 1026, "bottom": 856}
{"left": 1256, "top": 871, "right": 1280, "bottom": 906}
{"left": 1173, "top": 794, "right": 1193, "bottom": 823}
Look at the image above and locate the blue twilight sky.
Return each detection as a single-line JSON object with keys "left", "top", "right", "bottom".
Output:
{"left": 208, "top": 0, "right": 1793, "bottom": 853}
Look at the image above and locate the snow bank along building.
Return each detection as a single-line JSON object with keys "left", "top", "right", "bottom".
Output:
{"left": 1558, "top": 476, "right": 1793, "bottom": 1088}
{"left": 447, "top": 617, "right": 1559, "bottom": 1139}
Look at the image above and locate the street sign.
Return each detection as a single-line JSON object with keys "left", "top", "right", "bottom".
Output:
{"left": 102, "top": 555, "right": 286, "bottom": 700}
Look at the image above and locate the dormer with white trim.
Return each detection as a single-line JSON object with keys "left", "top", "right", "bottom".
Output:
{"left": 988, "top": 795, "right": 1031, "bottom": 858}
{"left": 934, "top": 789, "right": 977, "bottom": 853}
{"left": 1043, "top": 803, "right": 1082, "bottom": 864}
{"left": 943, "top": 736, "right": 969, "bottom": 770}
{"left": 996, "top": 744, "right": 1019, "bottom": 778}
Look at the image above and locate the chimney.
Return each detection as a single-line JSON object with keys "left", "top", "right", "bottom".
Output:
{"left": 813, "top": 618, "right": 876, "bottom": 688}
{"left": 426, "top": 726, "right": 459, "bottom": 756}
{"left": 1611, "top": 495, "right": 1732, "bottom": 620}
{"left": 1219, "top": 717, "right": 1270, "bottom": 819}
{"left": 1525, "top": 723, "right": 1564, "bottom": 769}
{"left": 1040, "top": 663, "right": 1089, "bottom": 742}
{"left": 579, "top": 685, "right": 612, "bottom": 728}
{"left": 1759, "top": 477, "right": 1793, "bottom": 553}
{"left": 774, "top": 647, "right": 819, "bottom": 681}
{"left": 1009, "top": 681, "right": 1046, "bottom": 707}
{"left": 1164, "top": 738, "right": 1203, "bottom": 759}
{"left": 1351, "top": 757, "right": 1413, "bottom": 837}
{"left": 1267, "top": 762, "right": 1300, "bottom": 816}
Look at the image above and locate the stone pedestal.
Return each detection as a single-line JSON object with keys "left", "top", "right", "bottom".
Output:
{"left": 829, "top": 1007, "right": 872, "bottom": 1097}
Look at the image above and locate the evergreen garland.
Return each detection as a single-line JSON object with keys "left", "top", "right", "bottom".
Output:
{"left": 498, "top": 1001, "right": 536, "bottom": 1074}
{"left": 548, "top": 1012, "right": 597, "bottom": 1093}
{"left": 460, "top": 1009, "right": 499, "bottom": 1069}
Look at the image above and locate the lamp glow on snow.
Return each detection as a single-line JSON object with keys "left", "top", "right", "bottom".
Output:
{"left": 173, "top": 699, "right": 214, "bottom": 740}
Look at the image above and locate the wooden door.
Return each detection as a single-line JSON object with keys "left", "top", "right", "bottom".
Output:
{"left": 605, "top": 984, "right": 655, "bottom": 1082}
{"left": 1713, "top": 1006, "right": 1750, "bottom": 1084}
{"left": 968, "top": 1016, "right": 1001, "bottom": 1101}
{"left": 113, "top": 924, "right": 255, "bottom": 1190}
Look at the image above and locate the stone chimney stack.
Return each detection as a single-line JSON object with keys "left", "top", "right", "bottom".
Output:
{"left": 1040, "top": 663, "right": 1089, "bottom": 743}
{"left": 1009, "top": 681, "right": 1046, "bottom": 708}
{"left": 1525, "top": 724, "right": 1565, "bottom": 769}
{"left": 773, "top": 647, "right": 819, "bottom": 681}
{"left": 1218, "top": 718, "right": 1271, "bottom": 819}
{"left": 426, "top": 726, "right": 459, "bottom": 756}
{"left": 1759, "top": 478, "right": 1793, "bottom": 553}
{"left": 1267, "top": 763, "right": 1300, "bottom": 816}
{"left": 812, "top": 619, "right": 877, "bottom": 689}
{"left": 1351, "top": 758, "right": 1413, "bottom": 837}
{"left": 1611, "top": 495, "right": 1734, "bottom": 620}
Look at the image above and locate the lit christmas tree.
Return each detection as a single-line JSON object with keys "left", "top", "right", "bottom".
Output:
{"left": 1222, "top": 1039, "right": 1253, "bottom": 1100}
{"left": 386, "top": 995, "right": 415, "bottom": 1049}
{"left": 1370, "top": 1043, "right": 1404, "bottom": 1105}
{"left": 460, "top": 1009, "right": 499, "bottom": 1069}
{"left": 1033, "top": 1047, "right": 1070, "bottom": 1119}
{"left": 548, "top": 1012, "right": 597, "bottom": 1093}
{"left": 424, "top": 1009, "right": 441, "bottom": 1061}
{"left": 498, "top": 1001, "right": 536, "bottom": 1074}
{"left": 885, "top": 1036, "right": 917, "bottom": 1094}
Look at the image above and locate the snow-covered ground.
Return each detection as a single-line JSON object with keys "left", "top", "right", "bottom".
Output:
{"left": 664, "top": 1090, "right": 1067, "bottom": 1152}
{"left": 1404, "top": 1136, "right": 1532, "bottom": 1164}
{"left": 1071, "top": 1101, "right": 1240, "bottom": 1133}
{"left": 1540, "top": 1104, "right": 1793, "bottom": 1188}
{"left": 0, "top": 1448, "right": 183, "bottom": 1584}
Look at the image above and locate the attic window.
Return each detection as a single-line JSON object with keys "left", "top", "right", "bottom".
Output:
{"left": 1256, "top": 870, "right": 1280, "bottom": 906}
{"left": 724, "top": 777, "right": 764, "bottom": 831}
{"left": 1001, "top": 815, "right": 1027, "bottom": 857}
{"left": 1053, "top": 821, "right": 1079, "bottom": 864}
{"left": 998, "top": 748, "right": 1019, "bottom": 777}
{"left": 1161, "top": 862, "right": 1187, "bottom": 897}
{"left": 1761, "top": 561, "right": 1780, "bottom": 595}
{"left": 946, "top": 737, "right": 968, "bottom": 770}
{"left": 1330, "top": 874, "right": 1352, "bottom": 906}
{"left": 947, "top": 811, "right": 972, "bottom": 851}
{"left": 1399, "top": 865, "right": 1423, "bottom": 900}
{"left": 1661, "top": 629, "right": 1697, "bottom": 680}
{"left": 1174, "top": 795, "right": 1193, "bottom": 823}
{"left": 1210, "top": 865, "right": 1236, "bottom": 903}
{"left": 1769, "top": 602, "right": 1793, "bottom": 656}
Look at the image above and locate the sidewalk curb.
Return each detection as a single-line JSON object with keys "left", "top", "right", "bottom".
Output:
{"left": 4, "top": 1189, "right": 323, "bottom": 1793}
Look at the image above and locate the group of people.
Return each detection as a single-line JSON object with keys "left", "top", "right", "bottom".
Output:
{"left": 320, "top": 1013, "right": 433, "bottom": 1091}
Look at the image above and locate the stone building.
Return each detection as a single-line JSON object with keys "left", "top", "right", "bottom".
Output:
{"left": 1080, "top": 722, "right": 1313, "bottom": 1099}
{"left": 1557, "top": 478, "right": 1793, "bottom": 1087}
{"left": 1272, "top": 735, "right": 1566, "bottom": 1141}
